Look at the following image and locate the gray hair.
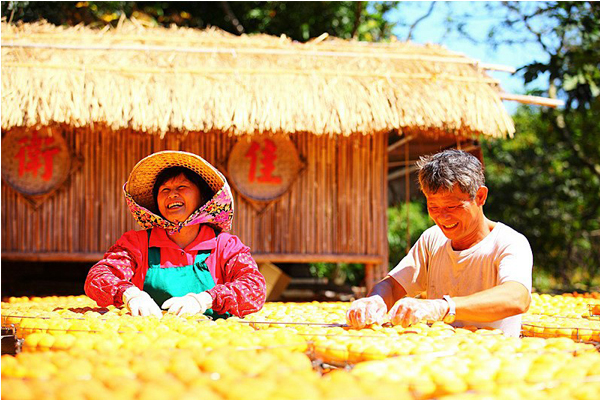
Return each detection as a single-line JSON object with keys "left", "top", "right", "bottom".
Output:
{"left": 416, "top": 149, "right": 485, "bottom": 199}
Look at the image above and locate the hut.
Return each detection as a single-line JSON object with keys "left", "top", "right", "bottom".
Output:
{"left": 1, "top": 21, "right": 552, "bottom": 292}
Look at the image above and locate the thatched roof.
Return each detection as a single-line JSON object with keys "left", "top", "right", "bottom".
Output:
{"left": 1, "top": 21, "right": 515, "bottom": 138}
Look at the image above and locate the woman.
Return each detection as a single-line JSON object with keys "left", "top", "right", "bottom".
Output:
{"left": 85, "top": 151, "right": 266, "bottom": 318}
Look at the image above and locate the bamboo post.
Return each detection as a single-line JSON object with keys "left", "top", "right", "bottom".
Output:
{"left": 405, "top": 137, "right": 411, "bottom": 254}
{"left": 365, "top": 263, "right": 375, "bottom": 294}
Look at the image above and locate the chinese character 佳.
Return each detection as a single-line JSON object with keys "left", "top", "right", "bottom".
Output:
{"left": 245, "top": 139, "right": 282, "bottom": 184}
{"left": 15, "top": 131, "right": 61, "bottom": 181}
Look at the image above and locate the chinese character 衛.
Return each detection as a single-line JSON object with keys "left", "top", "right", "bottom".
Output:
{"left": 15, "top": 131, "right": 60, "bottom": 181}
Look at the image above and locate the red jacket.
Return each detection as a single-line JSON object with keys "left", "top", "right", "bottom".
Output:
{"left": 84, "top": 225, "right": 266, "bottom": 317}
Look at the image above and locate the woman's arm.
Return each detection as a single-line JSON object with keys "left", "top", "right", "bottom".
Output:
{"left": 84, "top": 232, "right": 144, "bottom": 307}
{"left": 207, "top": 234, "right": 266, "bottom": 317}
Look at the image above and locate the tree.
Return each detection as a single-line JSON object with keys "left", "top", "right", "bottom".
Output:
{"left": 387, "top": 202, "right": 431, "bottom": 269}
{"left": 477, "top": 2, "right": 600, "bottom": 287}
{"left": 1, "top": 1, "right": 398, "bottom": 42}
{"left": 484, "top": 106, "right": 600, "bottom": 286}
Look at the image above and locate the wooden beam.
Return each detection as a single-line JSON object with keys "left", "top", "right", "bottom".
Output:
{"left": 387, "top": 142, "right": 480, "bottom": 182}
{"left": 479, "top": 63, "right": 516, "bottom": 73}
{"left": 387, "top": 135, "right": 414, "bottom": 153}
{"left": 2, "top": 252, "right": 384, "bottom": 264}
{"left": 253, "top": 253, "right": 385, "bottom": 264}
{"left": 454, "top": 144, "right": 479, "bottom": 153}
{"left": 387, "top": 164, "right": 420, "bottom": 182}
{"left": 500, "top": 93, "right": 564, "bottom": 108}
{"left": 388, "top": 159, "right": 419, "bottom": 168}
{"left": 0, "top": 41, "right": 520, "bottom": 69}
{"left": 1, "top": 252, "right": 105, "bottom": 262}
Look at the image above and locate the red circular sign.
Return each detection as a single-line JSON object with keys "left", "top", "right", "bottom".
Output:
{"left": 227, "top": 136, "right": 302, "bottom": 201}
{"left": 1, "top": 128, "right": 72, "bottom": 196}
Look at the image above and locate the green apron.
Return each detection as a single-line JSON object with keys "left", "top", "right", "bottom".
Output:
{"left": 143, "top": 229, "right": 230, "bottom": 319}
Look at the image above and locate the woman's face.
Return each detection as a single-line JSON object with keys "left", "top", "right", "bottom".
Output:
{"left": 156, "top": 173, "right": 203, "bottom": 223}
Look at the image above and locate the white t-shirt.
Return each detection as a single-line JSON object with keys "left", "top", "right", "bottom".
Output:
{"left": 388, "top": 222, "right": 533, "bottom": 337}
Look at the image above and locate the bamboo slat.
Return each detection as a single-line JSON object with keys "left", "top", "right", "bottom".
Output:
{"left": 379, "top": 131, "right": 390, "bottom": 280}
{"left": 2, "top": 128, "right": 388, "bottom": 268}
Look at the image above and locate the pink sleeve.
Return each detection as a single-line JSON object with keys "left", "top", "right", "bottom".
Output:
{"left": 84, "top": 231, "right": 146, "bottom": 307}
{"left": 207, "top": 234, "right": 266, "bottom": 317}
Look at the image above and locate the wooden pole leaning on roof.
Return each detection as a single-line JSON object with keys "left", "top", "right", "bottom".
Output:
{"left": 500, "top": 93, "right": 564, "bottom": 108}
{"left": 387, "top": 134, "right": 414, "bottom": 154}
{"left": 405, "top": 136, "right": 411, "bottom": 255}
{"left": 0, "top": 41, "right": 526, "bottom": 71}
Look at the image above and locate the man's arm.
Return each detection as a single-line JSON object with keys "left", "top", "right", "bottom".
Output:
{"left": 369, "top": 276, "right": 408, "bottom": 310}
{"left": 453, "top": 281, "right": 530, "bottom": 322}
{"left": 347, "top": 228, "right": 430, "bottom": 328}
{"left": 389, "top": 224, "right": 533, "bottom": 328}
{"left": 388, "top": 281, "right": 530, "bottom": 328}
{"left": 346, "top": 277, "right": 408, "bottom": 328}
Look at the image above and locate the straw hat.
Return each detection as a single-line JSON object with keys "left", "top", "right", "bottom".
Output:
{"left": 125, "top": 151, "right": 225, "bottom": 213}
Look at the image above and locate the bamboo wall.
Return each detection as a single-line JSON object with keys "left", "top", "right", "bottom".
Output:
{"left": 2, "top": 125, "right": 388, "bottom": 263}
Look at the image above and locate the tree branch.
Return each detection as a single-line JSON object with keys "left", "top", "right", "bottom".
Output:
{"left": 351, "top": 1, "right": 364, "bottom": 39}
{"left": 406, "top": 1, "right": 436, "bottom": 41}
{"left": 504, "top": 2, "right": 551, "bottom": 53}
{"left": 9, "top": 7, "right": 16, "bottom": 24}
{"left": 550, "top": 110, "right": 600, "bottom": 179}
{"left": 220, "top": 1, "right": 244, "bottom": 35}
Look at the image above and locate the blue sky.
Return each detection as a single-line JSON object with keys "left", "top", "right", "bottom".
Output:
{"left": 387, "top": 1, "right": 551, "bottom": 114}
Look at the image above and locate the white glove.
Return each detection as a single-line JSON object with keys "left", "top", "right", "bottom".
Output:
{"left": 388, "top": 297, "right": 449, "bottom": 327}
{"left": 161, "top": 292, "right": 213, "bottom": 316}
{"left": 346, "top": 295, "right": 388, "bottom": 329}
{"left": 123, "top": 286, "right": 162, "bottom": 318}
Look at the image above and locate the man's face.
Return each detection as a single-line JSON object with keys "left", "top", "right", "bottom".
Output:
{"left": 424, "top": 185, "right": 488, "bottom": 250}
{"left": 157, "top": 173, "right": 203, "bottom": 223}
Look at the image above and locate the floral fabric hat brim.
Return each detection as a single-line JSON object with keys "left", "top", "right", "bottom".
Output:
{"left": 123, "top": 182, "right": 234, "bottom": 234}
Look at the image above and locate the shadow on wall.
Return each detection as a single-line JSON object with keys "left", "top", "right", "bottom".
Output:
{"left": 1, "top": 261, "right": 91, "bottom": 299}
{"left": 0, "top": 261, "right": 360, "bottom": 301}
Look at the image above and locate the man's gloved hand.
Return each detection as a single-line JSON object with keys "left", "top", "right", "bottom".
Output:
{"left": 161, "top": 292, "right": 213, "bottom": 316}
{"left": 388, "top": 297, "right": 449, "bottom": 327}
{"left": 123, "top": 286, "right": 162, "bottom": 318}
{"left": 346, "top": 295, "right": 388, "bottom": 329}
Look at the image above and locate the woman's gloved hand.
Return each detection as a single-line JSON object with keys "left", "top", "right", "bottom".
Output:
{"left": 123, "top": 286, "right": 163, "bottom": 318}
{"left": 388, "top": 297, "right": 449, "bottom": 327}
{"left": 346, "top": 295, "right": 388, "bottom": 329}
{"left": 161, "top": 292, "right": 213, "bottom": 316}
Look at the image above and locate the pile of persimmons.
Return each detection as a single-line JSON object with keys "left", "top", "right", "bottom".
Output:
{"left": 2, "top": 293, "right": 599, "bottom": 399}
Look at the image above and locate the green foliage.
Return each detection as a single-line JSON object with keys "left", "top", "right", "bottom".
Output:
{"left": 387, "top": 201, "right": 432, "bottom": 270}
{"left": 223, "top": 1, "right": 397, "bottom": 42}
{"left": 502, "top": 2, "right": 600, "bottom": 110}
{"left": 309, "top": 201, "right": 431, "bottom": 287}
{"left": 481, "top": 2, "right": 600, "bottom": 288}
{"left": 309, "top": 262, "right": 365, "bottom": 287}
{"left": 1, "top": 1, "right": 398, "bottom": 42}
{"left": 2, "top": 1, "right": 133, "bottom": 26}
{"left": 483, "top": 105, "right": 600, "bottom": 287}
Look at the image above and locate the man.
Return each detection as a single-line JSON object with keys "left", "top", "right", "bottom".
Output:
{"left": 346, "top": 150, "right": 532, "bottom": 337}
